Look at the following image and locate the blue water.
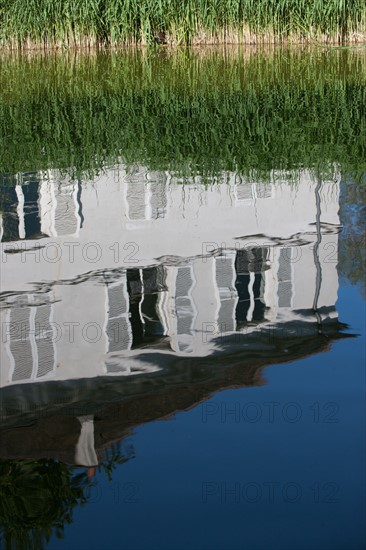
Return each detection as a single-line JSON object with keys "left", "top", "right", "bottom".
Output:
{"left": 0, "top": 51, "right": 365, "bottom": 550}
{"left": 47, "top": 282, "right": 365, "bottom": 550}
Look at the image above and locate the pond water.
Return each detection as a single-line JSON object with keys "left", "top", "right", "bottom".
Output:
{"left": 0, "top": 48, "right": 365, "bottom": 550}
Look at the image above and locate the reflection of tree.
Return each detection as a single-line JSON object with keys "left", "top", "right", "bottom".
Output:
{"left": 0, "top": 459, "right": 91, "bottom": 550}
{"left": 98, "top": 442, "right": 135, "bottom": 482}
{"left": 0, "top": 440, "right": 134, "bottom": 549}
{"left": 338, "top": 181, "right": 366, "bottom": 298}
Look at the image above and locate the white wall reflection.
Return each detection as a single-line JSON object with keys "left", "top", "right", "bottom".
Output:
{"left": 0, "top": 166, "right": 340, "bottom": 386}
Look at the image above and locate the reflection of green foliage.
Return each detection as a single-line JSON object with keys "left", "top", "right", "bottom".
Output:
{"left": 98, "top": 442, "right": 135, "bottom": 482}
{"left": 0, "top": 459, "right": 91, "bottom": 550}
{"left": 0, "top": 442, "right": 134, "bottom": 549}
{"left": 0, "top": 48, "right": 365, "bottom": 180}
{"left": 338, "top": 181, "right": 366, "bottom": 297}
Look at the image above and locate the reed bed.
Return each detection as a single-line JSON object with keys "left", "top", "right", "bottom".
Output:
{"left": 0, "top": 48, "right": 365, "bottom": 181}
{"left": 0, "top": 0, "right": 366, "bottom": 49}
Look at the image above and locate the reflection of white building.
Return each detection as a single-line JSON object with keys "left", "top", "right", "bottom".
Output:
{"left": 39, "top": 176, "right": 81, "bottom": 238}
{"left": 0, "top": 172, "right": 82, "bottom": 242}
{"left": 0, "top": 167, "right": 340, "bottom": 387}
{"left": 3, "top": 293, "right": 56, "bottom": 383}
{"left": 125, "top": 168, "right": 168, "bottom": 220}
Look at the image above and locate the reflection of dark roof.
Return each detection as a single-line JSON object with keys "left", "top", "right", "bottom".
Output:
{"left": 0, "top": 319, "right": 352, "bottom": 464}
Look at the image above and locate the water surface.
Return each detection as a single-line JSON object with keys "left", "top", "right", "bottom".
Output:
{"left": 0, "top": 48, "right": 365, "bottom": 550}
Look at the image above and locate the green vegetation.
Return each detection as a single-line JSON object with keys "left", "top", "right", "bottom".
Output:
{"left": 0, "top": 0, "right": 366, "bottom": 49}
{"left": 338, "top": 180, "right": 366, "bottom": 298}
{"left": 0, "top": 48, "right": 365, "bottom": 181}
{"left": 0, "top": 444, "right": 130, "bottom": 549}
{"left": 0, "top": 459, "right": 91, "bottom": 549}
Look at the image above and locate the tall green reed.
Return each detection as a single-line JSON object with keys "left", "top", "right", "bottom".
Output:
{"left": 1, "top": 0, "right": 366, "bottom": 49}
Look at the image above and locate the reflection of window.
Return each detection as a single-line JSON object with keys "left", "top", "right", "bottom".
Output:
{"left": 54, "top": 183, "right": 80, "bottom": 236}
{"left": 126, "top": 170, "right": 168, "bottom": 221}
{"left": 215, "top": 254, "right": 237, "bottom": 332}
{"left": 278, "top": 248, "right": 293, "bottom": 308}
{"left": 234, "top": 177, "right": 253, "bottom": 205}
{"left": 255, "top": 183, "right": 273, "bottom": 199}
{"left": 21, "top": 176, "right": 43, "bottom": 238}
{"left": 7, "top": 295, "right": 56, "bottom": 382}
{"left": 126, "top": 181, "right": 148, "bottom": 220}
{"left": 235, "top": 248, "right": 268, "bottom": 328}
{"left": 38, "top": 178, "right": 81, "bottom": 238}
{"left": 0, "top": 185, "right": 19, "bottom": 242}
{"left": 146, "top": 172, "right": 168, "bottom": 220}
{"left": 141, "top": 267, "right": 167, "bottom": 339}
{"left": 105, "top": 268, "right": 168, "bottom": 373}
{"left": 125, "top": 168, "right": 149, "bottom": 220}
{"left": 126, "top": 269, "right": 144, "bottom": 348}
{"left": 8, "top": 302, "right": 33, "bottom": 381}
{"left": 6, "top": 174, "right": 82, "bottom": 241}
{"left": 149, "top": 183, "right": 167, "bottom": 219}
{"left": 143, "top": 266, "right": 167, "bottom": 295}
{"left": 175, "top": 266, "right": 196, "bottom": 353}
{"left": 34, "top": 302, "right": 56, "bottom": 378}
{"left": 127, "top": 267, "right": 169, "bottom": 349}
{"left": 0, "top": 174, "right": 43, "bottom": 241}
{"left": 105, "top": 276, "right": 132, "bottom": 374}
{"left": 234, "top": 181, "right": 273, "bottom": 205}
{"left": 106, "top": 277, "right": 132, "bottom": 354}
